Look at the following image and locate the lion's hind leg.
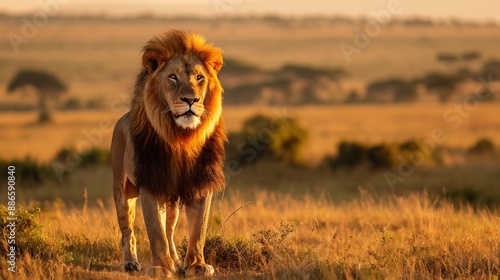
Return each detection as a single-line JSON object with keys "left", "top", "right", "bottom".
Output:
{"left": 114, "top": 177, "right": 141, "bottom": 272}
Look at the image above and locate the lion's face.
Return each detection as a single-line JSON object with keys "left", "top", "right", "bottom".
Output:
{"left": 137, "top": 30, "right": 224, "bottom": 147}
{"left": 161, "top": 55, "right": 210, "bottom": 130}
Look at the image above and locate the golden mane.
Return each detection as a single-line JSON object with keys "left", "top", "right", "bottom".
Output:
{"left": 128, "top": 29, "right": 227, "bottom": 205}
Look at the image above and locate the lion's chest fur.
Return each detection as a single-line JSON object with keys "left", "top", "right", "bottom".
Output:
{"left": 132, "top": 122, "right": 226, "bottom": 205}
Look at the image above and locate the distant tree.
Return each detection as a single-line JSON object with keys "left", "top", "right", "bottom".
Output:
{"left": 7, "top": 69, "right": 67, "bottom": 122}
{"left": 436, "top": 52, "right": 459, "bottom": 65}
{"left": 61, "top": 97, "right": 81, "bottom": 110}
{"left": 344, "top": 90, "right": 361, "bottom": 104}
{"left": 480, "top": 59, "right": 500, "bottom": 81}
{"left": 222, "top": 60, "right": 348, "bottom": 105}
{"left": 461, "top": 51, "right": 481, "bottom": 61}
{"left": 279, "top": 64, "right": 348, "bottom": 104}
{"left": 366, "top": 78, "right": 418, "bottom": 103}
{"left": 86, "top": 98, "right": 105, "bottom": 109}
{"left": 455, "top": 67, "right": 476, "bottom": 80}
{"left": 220, "top": 58, "right": 262, "bottom": 76}
{"left": 422, "top": 72, "right": 463, "bottom": 102}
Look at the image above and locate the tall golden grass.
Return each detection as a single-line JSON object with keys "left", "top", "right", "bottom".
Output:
{"left": 1, "top": 191, "right": 498, "bottom": 279}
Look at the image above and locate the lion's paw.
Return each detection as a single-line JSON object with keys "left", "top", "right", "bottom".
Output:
{"left": 119, "top": 261, "right": 141, "bottom": 272}
{"left": 145, "top": 266, "right": 174, "bottom": 279}
{"left": 175, "top": 260, "right": 184, "bottom": 273}
{"left": 185, "top": 264, "right": 214, "bottom": 278}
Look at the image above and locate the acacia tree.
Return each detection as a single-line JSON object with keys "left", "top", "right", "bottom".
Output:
{"left": 279, "top": 64, "right": 348, "bottom": 104}
{"left": 7, "top": 69, "right": 67, "bottom": 122}
{"left": 366, "top": 78, "right": 418, "bottom": 103}
{"left": 422, "top": 72, "right": 463, "bottom": 102}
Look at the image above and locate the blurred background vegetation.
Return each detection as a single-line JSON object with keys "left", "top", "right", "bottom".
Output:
{"left": 0, "top": 13, "right": 499, "bottom": 208}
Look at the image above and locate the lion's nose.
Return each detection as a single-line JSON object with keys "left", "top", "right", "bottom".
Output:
{"left": 180, "top": 97, "right": 199, "bottom": 106}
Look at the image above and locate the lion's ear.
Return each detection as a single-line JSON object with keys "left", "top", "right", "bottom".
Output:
{"left": 209, "top": 53, "right": 223, "bottom": 73}
{"left": 142, "top": 49, "right": 160, "bottom": 73}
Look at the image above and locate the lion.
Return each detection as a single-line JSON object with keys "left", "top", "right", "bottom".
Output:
{"left": 110, "top": 29, "right": 226, "bottom": 278}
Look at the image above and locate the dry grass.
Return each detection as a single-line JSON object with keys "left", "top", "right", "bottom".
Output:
{"left": 1, "top": 191, "right": 498, "bottom": 279}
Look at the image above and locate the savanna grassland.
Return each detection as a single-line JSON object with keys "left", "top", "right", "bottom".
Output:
{"left": 2, "top": 103, "right": 500, "bottom": 163}
{"left": 1, "top": 191, "right": 499, "bottom": 280}
{"left": 1, "top": 15, "right": 500, "bottom": 279}
{"left": 1, "top": 15, "right": 500, "bottom": 104}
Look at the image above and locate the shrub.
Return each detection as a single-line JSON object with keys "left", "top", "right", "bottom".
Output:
{"left": 328, "top": 141, "right": 398, "bottom": 170}
{"left": 61, "top": 98, "right": 82, "bottom": 110}
{"left": 366, "top": 144, "right": 398, "bottom": 169}
{"left": 328, "top": 141, "right": 368, "bottom": 168}
{"left": 467, "top": 138, "right": 496, "bottom": 156}
{"left": 0, "top": 205, "right": 59, "bottom": 261}
{"left": 326, "top": 139, "right": 443, "bottom": 171}
{"left": 53, "top": 147, "right": 110, "bottom": 167}
{"left": 461, "top": 51, "right": 481, "bottom": 61}
{"left": 227, "top": 115, "right": 308, "bottom": 165}
{"left": 86, "top": 98, "right": 105, "bottom": 109}
{"left": 480, "top": 59, "right": 500, "bottom": 81}
{"left": 436, "top": 52, "right": 459, "bottom": 64}
{"left": 0, "top": 157, "right": 53, "bottom": 185}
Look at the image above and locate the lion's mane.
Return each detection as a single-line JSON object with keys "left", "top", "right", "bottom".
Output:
{"left": 129, "top": 30, "right": 227, "bottom": 205}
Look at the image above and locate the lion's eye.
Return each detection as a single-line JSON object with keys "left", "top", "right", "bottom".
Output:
{"left": 168, "top": 74, "right": 177, "bottom": 80}
{"left": 196, "top": 75, "right": 204, "bottom": 81}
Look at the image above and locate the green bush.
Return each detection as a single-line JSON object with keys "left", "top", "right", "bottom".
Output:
{"left": 444, "top": 186, "right": 500, "bottom": 208}
{"left": 0, "top": 205, "right": 59, "bottom": 260}
{"left": 227, "top": 115, "right": 308, "bottom": 165}
{"left": 61, "top": 98, "right": 82, "bottom": 110}
{"left": 467, "top": 138, "right": 496, "bottom": 156}
{"left": 86, "top": 98, "right": 105, "bottom": 109}
{"left": 327, "top": 141, "right": 398, "bottom": 170}
{"left": 0, "top": 157, "right": 53, "bottom": 185}
{"left": 53, "top": 147, "right": 110, "bottom": 167}
{"left": 328, "top": 141, "right": 368, "bottom": 168}
{"left": 326, "top": 139, "right": 443, "bottom": 170}
{"left": 366, "top": 144, "right": 398, "bottom": 169}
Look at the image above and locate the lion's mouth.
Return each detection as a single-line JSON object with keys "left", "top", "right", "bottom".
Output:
{"left": 176, "top": 110, "right": 198, "bottom": 118}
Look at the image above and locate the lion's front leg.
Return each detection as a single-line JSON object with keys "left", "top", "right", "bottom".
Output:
{"left": 183, "top": 191, "right": 214, "bottom": 278}
{"left": 165, "top": 199, "right": 182, "bottom": 270}
{"left": 140, "top": 190, "right": 176, "bottom": 278}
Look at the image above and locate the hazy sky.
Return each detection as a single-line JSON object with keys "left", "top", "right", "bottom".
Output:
{"left": 1, "top": 0, "right": 499, "bottom": 21}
